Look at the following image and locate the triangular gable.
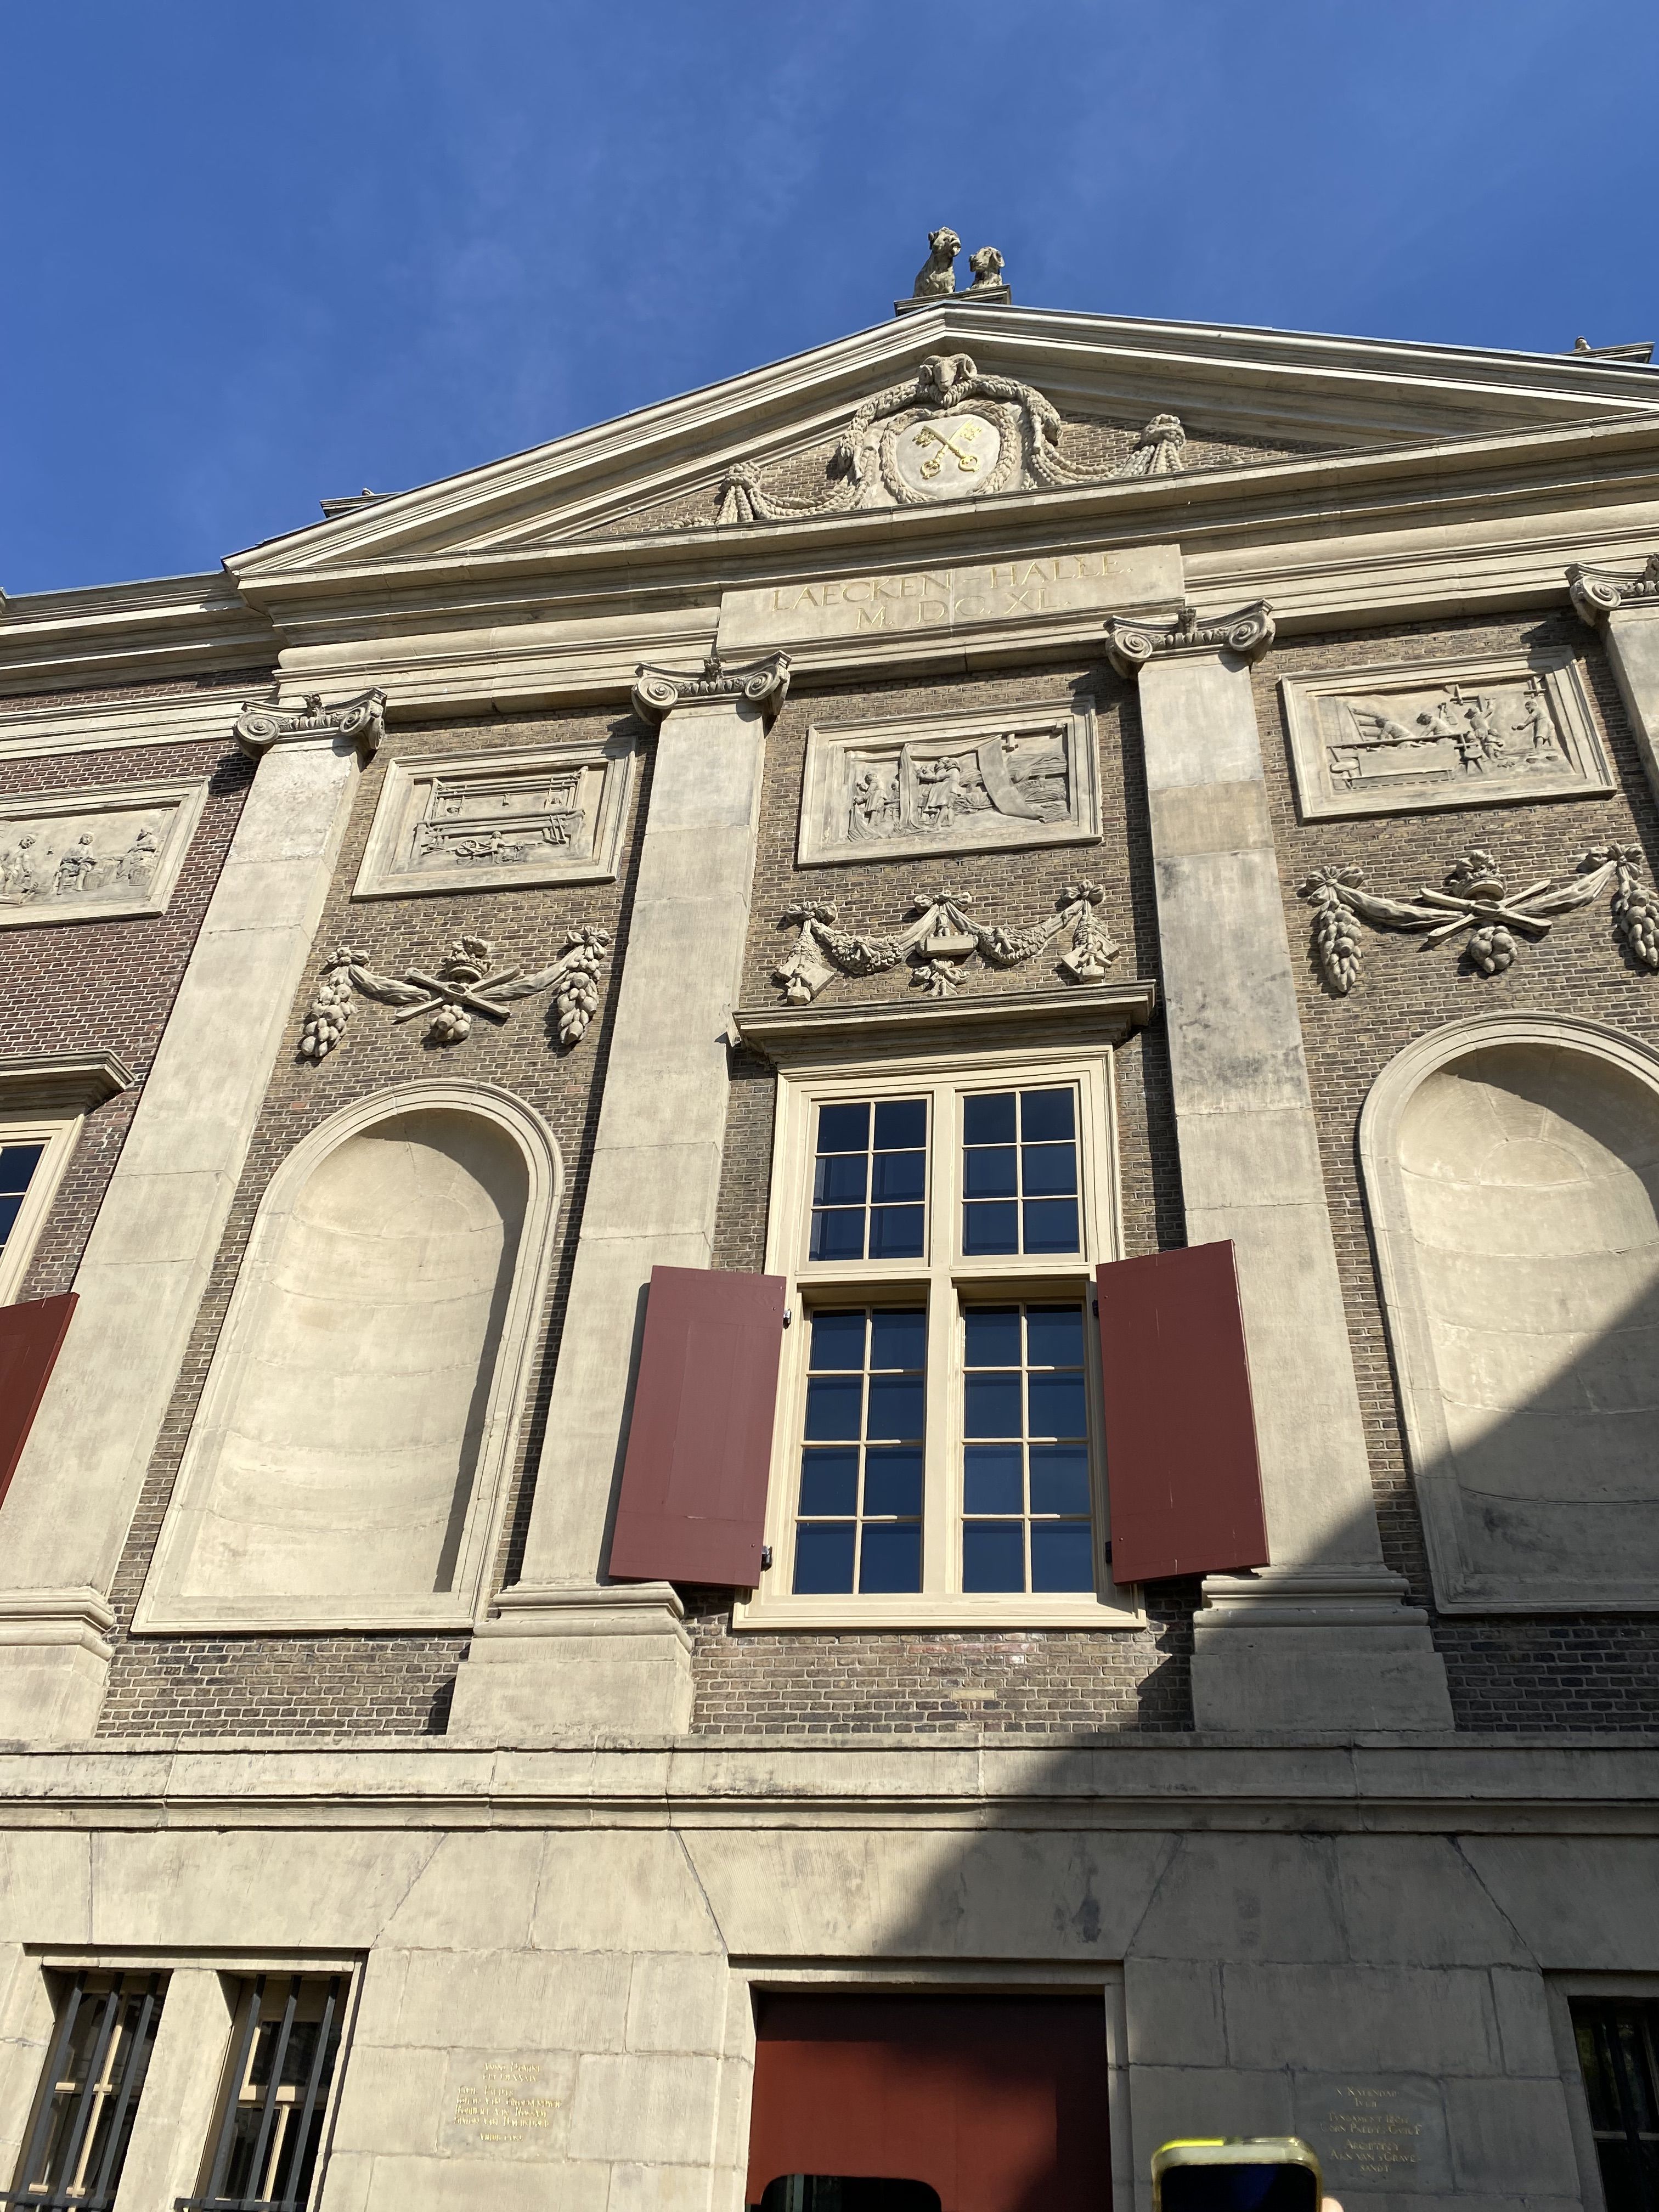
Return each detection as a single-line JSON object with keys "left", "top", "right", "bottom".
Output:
{"left": 228, "top": 304, "right": 1659, "bottom": 581}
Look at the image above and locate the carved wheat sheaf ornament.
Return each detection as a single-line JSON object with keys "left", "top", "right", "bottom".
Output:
{"left": 298, "top": 929, "right": 611, "bottom": 1059}
{"left": 1297, "top": 845, "right": 1658, "bottom": 995}
{"left": 773, "top": 883, "right": 1120, "bottom": 1003}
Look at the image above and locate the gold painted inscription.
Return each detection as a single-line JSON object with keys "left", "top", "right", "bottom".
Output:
{"left": 450, "top": 2059, "right": 563, "bottom": 2148}
{"left": 1322, "top": 2086, "right": 1423, "bottom": 2181}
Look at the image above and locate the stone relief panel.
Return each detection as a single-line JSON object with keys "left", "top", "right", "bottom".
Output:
{"left": 352, "top": 737, "right": 634, "bottom": 900}
{"left": 0, "top": 776, "right": 208, "bottom": 928}
{"left": 1281, "top": 650, "right": 1611, "bottom": 820}
{"left": 798, "top": 698, "right": 1101, "bottom": 867}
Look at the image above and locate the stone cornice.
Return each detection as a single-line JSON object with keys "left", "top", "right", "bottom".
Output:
{"left": 0, "top": 1735, "right": 1651, "bottom": 1835}
{"left": 734, "top": 983, "right": 1158, "bottom": 1064}
{"left": 0, "top": 1052, "right": 136, "bottom": 1115}
{"left": 227, "top": 307, "right": 1659, "bottom": 582}
{"left": 0, "top": 572, "right": 275, "bottom": 698}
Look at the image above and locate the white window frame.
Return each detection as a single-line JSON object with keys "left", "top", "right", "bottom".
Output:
{"left": 0, "top": 1054, "right": 134, "bottom": 1306}
{"left": 735, "top": 1002, "right": 1147, "bottom": 1631}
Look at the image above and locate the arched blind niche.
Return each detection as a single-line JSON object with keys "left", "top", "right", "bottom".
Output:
{"left": 135, "top": 1083, "right": 561, "bottom": 1633}
{"left": 1362, "top": 1016, "right": 1659, "bottom": 1611}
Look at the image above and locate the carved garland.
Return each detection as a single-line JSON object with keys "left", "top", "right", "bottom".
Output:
{"left": 1297, "top": 845, "right": 1657, "bottom": 994}
{"left": 774, "top": 883, "right": 1120, "bottom": 1003}
{"left": 718, "top": 354, "right": 1189, "bottom": 524}
{"left": 299, "top": 929, "right": 611, "bottom": 1059}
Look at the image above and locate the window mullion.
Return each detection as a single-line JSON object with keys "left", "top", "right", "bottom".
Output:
{"left": 921, "top": 1279, "right": 952, "bottom": 1594}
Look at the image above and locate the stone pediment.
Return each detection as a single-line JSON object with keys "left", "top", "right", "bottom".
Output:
{"left": 228, "top": 305, "right": 1659, "bottom": 583}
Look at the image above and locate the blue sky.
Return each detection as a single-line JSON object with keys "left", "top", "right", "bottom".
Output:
{"left": 5, "top": 0, "right": 1658, "bottom": 595}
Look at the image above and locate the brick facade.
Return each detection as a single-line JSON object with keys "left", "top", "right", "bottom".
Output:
{"left": 0, "top": 673, "right": 266, "bottom": 1301}
{"left": 1254, "top": 608, "right": 1659, "bottom": 1730}
{"left": 97, "top": 705, "right": 653, "bottom": 1736}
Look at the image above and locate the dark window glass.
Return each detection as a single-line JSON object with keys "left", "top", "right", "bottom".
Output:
{"left": 0, "top": 1142, "right": 44, "bottom": 1259}
{"left": 759, "top": 2176, "right": 942, "bottom": 2212}
{"left": 810, "top": 1099, "right": 927, "bottom": 1263}
{"left": 961, "top": 1303, "right": 1094, "bottom": 1596}
{"left": 1572, "top": 1997, "right": 1659, "bottom": 2211}
{"left": 794, "top": 1308, "right": 926, "bottom": 1595}
{"left": 961, "top": 1088, "right": 1081, "bottom": 1257}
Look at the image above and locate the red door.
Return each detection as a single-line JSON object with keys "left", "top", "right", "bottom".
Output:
{"left": 747, "top": 1996, "right": 1109, "bottom": 2212}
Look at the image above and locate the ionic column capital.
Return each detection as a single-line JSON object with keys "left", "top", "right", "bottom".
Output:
{"left": 630, "top": 652, "right": 791, "bottom": 729}
{"left": 233, "top": 686, "right": 387, "bottom": 760}
{"left": 1103, "top": 599, "right": 1275, "bottom": 680}
{"left": 1567, "top": 554, "right": 1659, "bottom": 627}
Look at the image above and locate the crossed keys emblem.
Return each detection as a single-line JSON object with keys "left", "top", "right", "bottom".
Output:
{"left": 913, "top": 419, "right": 982, "bottom": 479}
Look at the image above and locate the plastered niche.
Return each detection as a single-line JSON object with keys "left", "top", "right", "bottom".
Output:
{"left": 134, "top": 1082, "right": 561, "bottom": 1634}
{"left": 1363, "top": 1017, "right": 1659, "bottom": 1610}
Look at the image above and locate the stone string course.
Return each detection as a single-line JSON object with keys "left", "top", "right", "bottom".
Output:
{"left": 97, "top": 705, "right": 653, "bottom": 1737}
{"left": 1254, "top": 609, "right": 1659, "bottom": 1731}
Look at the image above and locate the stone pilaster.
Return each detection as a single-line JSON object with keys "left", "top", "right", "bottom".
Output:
{"left": 448, "top": 654, "right": 789, "bottom": 1743}
{"left": 1571, "top": 555, "right": 1659, "bottom": 806}
{"left": 0, "top": 691, "right": 383, "bottom": 1742}
{"left": 1105, "top": 604, "right": 1453, "bottom": 1733}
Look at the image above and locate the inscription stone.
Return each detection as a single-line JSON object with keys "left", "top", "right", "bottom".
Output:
{"left": 717, "top": 546, "right": 1182, "bottom": 653}
{"left": 441, "top": 2051, "right": 575, "bottom": 2161}
{"left": 1294, "top": 2076, "right": 1450, "bottom": 2193}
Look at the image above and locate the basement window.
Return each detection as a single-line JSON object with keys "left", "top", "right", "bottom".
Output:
{"left": 2, "top": 1970, "right": 167, "bottom": 2212}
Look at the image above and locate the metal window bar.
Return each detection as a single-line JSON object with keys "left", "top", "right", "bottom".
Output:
{"left": 178, "top": 1974, "right": 344, "bottom": 2212}
{"left": 1573, "top": 1997, "right": 1659, "bottom": 2212}
{"left": 0, "top": 1971, "right": 165, "bottom": 2212}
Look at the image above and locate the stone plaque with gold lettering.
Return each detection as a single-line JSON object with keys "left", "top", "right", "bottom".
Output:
{"left": 440, "top": 2050, "right": 575, "bottom": 2162}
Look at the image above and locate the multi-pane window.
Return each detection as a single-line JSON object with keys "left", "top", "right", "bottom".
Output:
{"left": 0, "top": 1143, "right": 46, "bottom": 1270}
{"left": 183, "top": 1974, "right": 345, "bottom": 2212}
{"left": 1573, "top": 1997, "right": 1659, "bottom": 2210}
{"left": 962, "top": 1305, "right": 1093, "bottom": 1593}
{"left": 795, "top": 1309, "right": 926, "bottom": 1594}
{"left": 962, "top": 1088, "right": 1079, "bottom": 1256}
{"left": 3, "top": 1971, "right": 166, "bottom": 2212}
{"left": 810, "top": 1100, "right": 927, "bottom": 1261}
{"left": 754, "top": 1052, "right": 1126, "bottom": 1623}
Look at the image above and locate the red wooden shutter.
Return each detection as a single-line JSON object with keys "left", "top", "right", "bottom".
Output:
{"left": 608, "top": 1265, "right": 787, "bottom": 1587}
{"left": 1095, "top": 1242, "right": 1269, "bottom": 1582}
{"left": 0, "top": 1293, "right": 76, "bottom": 1511}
